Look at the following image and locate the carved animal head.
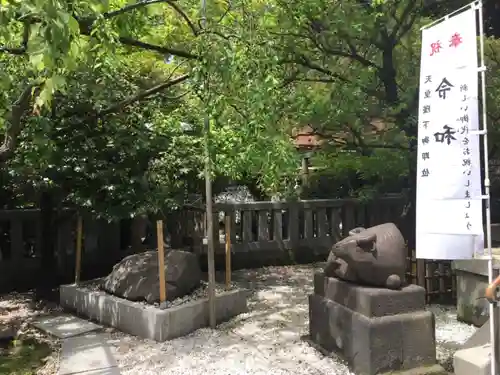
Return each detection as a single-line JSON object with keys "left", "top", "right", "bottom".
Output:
{"left": 348, "top": 227, "right": 366, "bottom": 236}
{"left": 331, "top": 232, "right": 377, "bottom": 260}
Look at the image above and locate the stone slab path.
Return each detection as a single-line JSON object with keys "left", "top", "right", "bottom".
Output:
{"left": 32, "top": 314, "right": 102, "bottom": 339}
{"left": 59, "top": 332, "right": 120, "bottom": 375}
{"left": 70, "top": 370, "right": 121, "bottom": 375}
{"left": 31, "top": 314, "right": 120, "bottom": 375}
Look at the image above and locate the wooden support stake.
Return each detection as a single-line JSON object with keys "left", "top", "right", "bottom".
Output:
{"left": 225, "top": 216, "right": 232, "bottom": 289}
{"left": 75, "top": 215, "right": 83, "bottom": 284}
{"left": 157, "top": 220, "right": 167, "bottom": 306}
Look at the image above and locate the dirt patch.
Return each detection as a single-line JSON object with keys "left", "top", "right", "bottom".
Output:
{"left": 0, "top": 292, "right": 62, "bottom": 375}
{"left": 0, "top": 338, "right": 52, "bottom": 375}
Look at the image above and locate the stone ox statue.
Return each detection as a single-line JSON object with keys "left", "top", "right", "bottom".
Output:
{"left": 324, "top": 223, "right": 406, "bottom": 290}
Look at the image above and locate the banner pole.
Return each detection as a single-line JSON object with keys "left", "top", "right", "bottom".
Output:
{"left": 477, "top": 1, "right": 497, "bottom": 373}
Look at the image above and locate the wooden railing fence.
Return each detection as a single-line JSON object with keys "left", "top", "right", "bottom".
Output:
{"left": 171, "top": 196, "right": 406, "bottom": 253}
{"left": 0, "top": 209, "right": 122, "bottom": 290}
{"left": 169, "top": 196, "right": 456, "bottom": 302}
{"left": 0, "top": 196, "right": 459, "bottom": 302}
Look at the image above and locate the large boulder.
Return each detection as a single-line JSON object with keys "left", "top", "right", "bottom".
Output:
{"left": 101, "top": 249, "right": 202, "bottom": 303}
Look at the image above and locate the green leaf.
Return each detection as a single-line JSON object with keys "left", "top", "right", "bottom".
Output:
{"left": 68, "top": 16, "right": 80, "bottom": 35}
{"left": 29, "top": 54, "right": 45, "bottom": 70}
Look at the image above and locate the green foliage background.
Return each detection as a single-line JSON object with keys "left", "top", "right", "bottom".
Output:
{"left": 0, "top": 0, "right": 499, "bottom": 219}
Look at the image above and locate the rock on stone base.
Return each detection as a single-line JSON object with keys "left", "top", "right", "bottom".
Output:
{"left": 102, "top": 249, "right": 202, "bottom": 304}
{"left": 309, "top": 272, "right": 443, "bottom": 375}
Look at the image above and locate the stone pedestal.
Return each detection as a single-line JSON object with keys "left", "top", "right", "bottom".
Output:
{"left": 453, "top": 258, "right": 500, "bottom": 326}
{"left": 309, "top": 272, "right": 445, "bottom": 375}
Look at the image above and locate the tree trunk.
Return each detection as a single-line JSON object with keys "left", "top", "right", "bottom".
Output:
{"left": 380, "top": 42, "right": 417, "bottom": 248}
{"left": 0, "top": 85, "right": 36, "bottom": 163}
{"left": 39, "top": 190, "right": 57, "bottom": 286}
{"left": 381, "top": 47, "right": 399, "bottom": 105}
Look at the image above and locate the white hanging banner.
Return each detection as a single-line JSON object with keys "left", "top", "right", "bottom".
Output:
{"left": 416, "top": 6, "right": 484, "bottom": 259}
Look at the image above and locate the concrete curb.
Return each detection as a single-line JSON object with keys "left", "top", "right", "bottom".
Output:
{"left": 60, "top": 283, "right": 249, "bottom": 341}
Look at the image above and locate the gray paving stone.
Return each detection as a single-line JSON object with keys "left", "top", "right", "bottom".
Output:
{"left": 59, "top": 332, "right": 118, "bottom": 375}
{"left": 32, "top": 314, "right": 102, "bottom": 339}
{"left": 454, "top": 344, "right": 491, "bottom": 375}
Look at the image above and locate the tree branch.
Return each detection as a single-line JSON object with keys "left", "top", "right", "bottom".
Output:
{"left": 103, "top": 0, "right": 177, "bottom": 19}
{"left": 345, "top": 122, "right": 368, "bottom": 152}
{"left": 228, "top": 103, "right": 248, "bottom": 120}
{"left": 164, "top": 1, "right": 199, "bottom": 35}
{"left": 283, "top": 55, "right": 384, "bottom": 99}
{"left": 290, "top": 77, "right": 336, "bottom": 84}
{"left": 390, "top": 1, "right": 419, "bottom": 41}
{"left": 343, "top": 36, "right": 380, "bottom": 69}
{"left": 1, "top": 2, "right": 198, "bottom": 59}
{"left": 314, "top": 26, "right": 381, "bottom": 70}
{"left": 321, "top": 43, "right": 380, "bottom": 69}
{"left": 279, "top": 28, "right": 381, "bottom": 70}
{"left": 118, "top": 37, "right": 198, "bottom": 59}
{"left": 97, "top": 74, "right": 189, "bottom": 117}
{"left": 0, "top": 84, "right": 37, "bottom": 162}
{"left": 93, "top": 0, "right": 200, "bottom": 41}
{"left": 312, "top": 129, "right": 410, "bottom": 151}
{"left": 0, "top": 21, "right": 30, "bottom": 55}
{"left": 348, "top": 142, "right": 410, "bottom": 151}
{"left": 215, "top": 1, "right": 232, "bottom": 24}
{"left": 282, "top": 55, "right": 347, "bottom": 81}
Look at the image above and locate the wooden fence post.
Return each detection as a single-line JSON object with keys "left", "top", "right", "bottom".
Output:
{"left": 75, "top": 216, "right": 83, "bottom": 284}
{"left": 157, "top": 220, "right": 167, "bottom": 308}
{"left": 225, "top": 216, "right": 232, "bottom": 289}
{"left": 10, "top": 218, "right": 23, "bottom": 265}
{"left": 342, "top": 203, "right": 356, "bottom": 236}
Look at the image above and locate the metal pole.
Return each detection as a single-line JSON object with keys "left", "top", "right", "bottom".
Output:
{"left": 478, "top": 1, "right": 497, "bottom": 373}
{"left": 201, "top": 0, "right": 217, "bottom": 329}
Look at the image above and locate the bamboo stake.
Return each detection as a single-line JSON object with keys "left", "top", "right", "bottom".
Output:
{"left": 156, "top": 220, "right": 167, "bottom": 307}
{"left": 225, "top": 216, "right": 232, "bottom": 289}
{"left": 75, "top": 215, "right": 83, "bottom": 284}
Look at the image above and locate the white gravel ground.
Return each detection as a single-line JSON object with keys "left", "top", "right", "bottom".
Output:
{"left": 102, "top": 264, "right": 477, "bottom": 375}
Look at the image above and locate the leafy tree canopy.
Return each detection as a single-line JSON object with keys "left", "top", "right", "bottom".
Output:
{"left": 1, "top": 0, "right": 500, "bottom": 217}
{"left": 0, "top": 0, "right": 300, "bottom": 217}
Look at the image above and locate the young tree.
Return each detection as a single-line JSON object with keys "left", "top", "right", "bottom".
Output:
{"left": 0, "top": 0, "right": 299, "bottom": 193}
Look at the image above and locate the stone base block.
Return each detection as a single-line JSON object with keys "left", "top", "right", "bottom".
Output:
{"left": 309, "top": 294, "right": 437, "bottom": 374}
{"left": 313, "top": 272, "right": 426, "bottom": 317}
{"left": 452, "top": 259, "right": 500, "bottom": 326}
{"left": 309, "top": 273, "right": 443, "bottom": 375}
